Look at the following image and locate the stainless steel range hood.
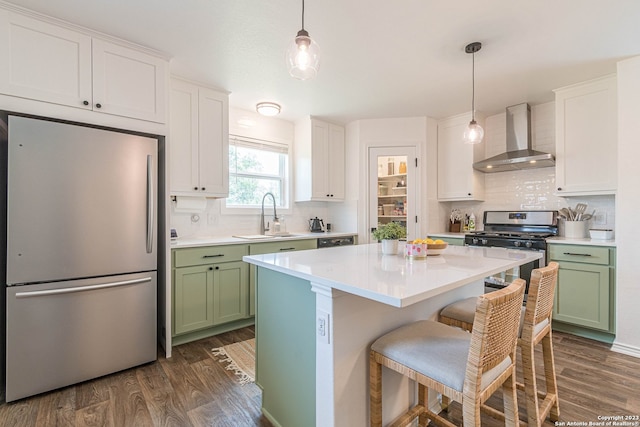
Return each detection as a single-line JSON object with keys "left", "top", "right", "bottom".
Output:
{"left": 472, "top": 103, "right": 555, "bottom": 173}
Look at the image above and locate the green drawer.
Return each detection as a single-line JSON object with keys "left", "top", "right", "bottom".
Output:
{"left": 173, "top": 244, "right": 249, "bottom": 267}
{"left": 433, "top": 237, "right": 464, "bottom": 246}
{"left": 548, "top": 244, "right": 612, "bottom": 265}
{"left": 250, "top": 239, "right": 317, "bottom": 255}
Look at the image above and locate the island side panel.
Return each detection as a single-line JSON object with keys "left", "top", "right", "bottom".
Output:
{"left": 315, "top": 279, "right": 484, "bottom": 426}
{"left": 255, "top": 267, "right": 316, "bottom": 427}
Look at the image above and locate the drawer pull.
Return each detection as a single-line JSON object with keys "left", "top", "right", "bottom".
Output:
{"left": 279, "top": 247, "right": 296, "bottom": 251}
{"left": 202, "top": 254, "right": 224, "bottom": 258}
{"left": 563, "top": 252, "right": 592, "bottom": 257}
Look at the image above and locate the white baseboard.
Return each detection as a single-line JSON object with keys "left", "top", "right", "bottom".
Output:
{"left": 611, "top": 341, "right": 640, "bottom": 359}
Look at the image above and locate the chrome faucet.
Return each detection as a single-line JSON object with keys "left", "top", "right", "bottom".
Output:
{"left": 261, "top": 192, "right": 279, "bottom": 235}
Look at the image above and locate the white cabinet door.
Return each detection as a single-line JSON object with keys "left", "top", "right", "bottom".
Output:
{"left": 92, "top": 39, "right": 166, "bottom": 123}
{"left": 554, "top": 75, "right": 617, "bottom": 196}
{"left": 197, "top": 87, "right": 229, "bottom": 197}
{"left": 294, "top": 117, "right": 345, "bottom": 201}
{"left": 437, "top": 113, "right": 485, "bottom": 201}
{"left": 328, "top": 124, "right": 345, "bottom": 200}
{"left": 169, "top": 78, "right": 229, "bottom": 198}
{"left": 170, "top": 79, "right": 199, "bottom": 194}
{"left": 310, "top": 120, "right": 330, "bottom": 199}
{"left": 0, "top": 10, "right": 92, "bottom": 108}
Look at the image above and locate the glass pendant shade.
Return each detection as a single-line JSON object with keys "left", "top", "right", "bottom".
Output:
{"left": 464, "top": 119, "right": 484, "bottom": 144}
{"left": 287, "top": 29, "right": 320, "bottom": 80}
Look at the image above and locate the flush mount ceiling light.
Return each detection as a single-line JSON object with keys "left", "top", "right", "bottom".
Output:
{"left": 256, "top": 102, "right": 281, "bottom": 116}
{"left": 463, "top": 41, "right": 484, "bottom": 144}
{"left": 286, "top": 0, "right": 320, "bottom": 80}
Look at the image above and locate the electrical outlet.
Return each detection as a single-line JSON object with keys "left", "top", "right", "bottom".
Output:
{"left": 317, "top": 310, "right": 330, "bottom": 344}
{"left": 594, "top": 213, "right": 606, "bottom": 225}
{"left": 208, "top": 213, "right": 217, "bottom": 225}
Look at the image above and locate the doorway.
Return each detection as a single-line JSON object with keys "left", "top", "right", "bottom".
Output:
{"left": 368, "top": 147, "right": 418, "bottom": 243}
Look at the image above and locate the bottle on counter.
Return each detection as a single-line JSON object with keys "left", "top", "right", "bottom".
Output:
{"left": 468, "top": 213, "right": 476, "bottom": 231}
{"left": 463, "top": 214, "right": 469, "bottom": 232}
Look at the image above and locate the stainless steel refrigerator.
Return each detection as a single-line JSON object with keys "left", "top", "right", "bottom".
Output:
{"left": 2, "top": 114, "right": 158, "bottom": 402}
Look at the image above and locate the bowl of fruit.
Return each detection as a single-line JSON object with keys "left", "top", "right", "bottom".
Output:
{"left": 425, "top": 238, "right": 448, "bottom": 256}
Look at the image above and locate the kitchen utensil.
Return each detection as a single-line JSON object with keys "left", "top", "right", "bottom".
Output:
{"left": 309, "top": 217, "right": 324, "bottom": 232}
{"left": 581, "top": 214, "right": 593, "bottom": 220}
{"left": 575, "top": 203, "right": 587, "bottom": 217}
{"left": 559, "top": 208, "right": 573, "bottom": 220}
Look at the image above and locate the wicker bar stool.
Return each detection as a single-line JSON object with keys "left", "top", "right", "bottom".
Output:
{"left": 370, "top": 279, "right": 525, "bottom": 427}
{"left": 439, "top": 262, "right": 560, "bottom": 427}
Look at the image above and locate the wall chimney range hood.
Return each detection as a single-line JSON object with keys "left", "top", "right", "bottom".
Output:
{"left": 472, "top": 103, "right": 555, "bottom": 173}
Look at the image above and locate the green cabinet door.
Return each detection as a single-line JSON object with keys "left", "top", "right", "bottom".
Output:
{"left": 435, "top": 237, "right": 464, "bottom": 246}
{"left": 553, "top": 262, "right": 611, "bottom": 331}
{"left": 213, "top": 261, "right": 249, "bottom": 325}
{"left": 173, "top": 265, "right": 214, "bottom": 335}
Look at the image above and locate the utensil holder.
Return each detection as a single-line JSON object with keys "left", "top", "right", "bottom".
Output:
{"left": 563, "top": 221, "right": 588, "bottom": 238}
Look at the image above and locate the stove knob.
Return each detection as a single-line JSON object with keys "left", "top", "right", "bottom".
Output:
{"left": 481, "top": 239, "right": 488, "bottom": 245}
{"left": 525, "top": 241, "right": 533, "bottom": 248}
{"left": 472, "top": 238, "right": 479, "bottom": 245}
{"left": 514, "top": 241, "right": 521, "bottom": 247}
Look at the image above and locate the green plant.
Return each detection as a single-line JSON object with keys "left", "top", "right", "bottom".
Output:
{"left": 372, "top": 222, "right": 407, "bottom": 241}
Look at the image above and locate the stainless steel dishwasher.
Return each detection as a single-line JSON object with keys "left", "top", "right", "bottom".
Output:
{"left": 317, "top": 236, "right": 355, "bottom": 248}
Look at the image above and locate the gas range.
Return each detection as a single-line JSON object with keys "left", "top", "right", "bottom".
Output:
{"left": 464, "top": 210, "right": 558, "bottom": 251}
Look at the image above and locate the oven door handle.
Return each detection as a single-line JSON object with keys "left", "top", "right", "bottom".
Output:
{"left": 562, "top": 252, "right": 592, "bottom": 257}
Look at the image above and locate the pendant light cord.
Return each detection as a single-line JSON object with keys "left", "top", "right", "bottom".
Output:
{"left": 301, "top": 0, "right": 305, "bottom": 30}
{"left": 471, "top": 50, "right": 475, "bottom": 121}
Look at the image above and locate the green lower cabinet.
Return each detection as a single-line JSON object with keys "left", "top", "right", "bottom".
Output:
{"left": 212, "top": 261, "right": 249, "bottom": 325}
{"left": 549, "top": 244, "right": 616, "bottom": 339}
{"left": 553, "top": 262, "right": 610, "bottom": 331}
{"left": 433, "top": 236, "right": 464, "bottom": 246}
{"left": 173, "top": 265, "right": 215, "bottom": 335}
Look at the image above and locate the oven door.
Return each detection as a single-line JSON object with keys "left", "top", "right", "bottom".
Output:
{"left": 485, "top": 249, "right": 545, "bottom": 295}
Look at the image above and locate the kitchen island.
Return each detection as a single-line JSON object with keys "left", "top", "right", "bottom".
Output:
{"left": 244, "top": 244, "right": 542, "bottom": 427}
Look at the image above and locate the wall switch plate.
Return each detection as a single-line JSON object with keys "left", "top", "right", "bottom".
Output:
{"left": 317, "top": 310, "right": 330, "bottom": 344}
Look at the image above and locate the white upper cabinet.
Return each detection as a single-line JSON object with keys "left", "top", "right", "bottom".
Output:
{"left": 294, "top": 117, "right": 345, "bottom": 202}
{"left": 170, "top": 78, "right": 229, "bottom": 198}
{"left": 437, "top": 113, "right": 485, "bottom": 201}
{"left": 554, "top": 75, "right": 617, "bottom": 196}
{"left": 0, "top": 9, "right": 167, "bottom": 123}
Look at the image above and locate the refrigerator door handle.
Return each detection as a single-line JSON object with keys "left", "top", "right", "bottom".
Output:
{"left": 146, "top": 154, "right": 154, "bottom": 254}
{"left": 14, "top": 277, "right": 153, "bottom": 298}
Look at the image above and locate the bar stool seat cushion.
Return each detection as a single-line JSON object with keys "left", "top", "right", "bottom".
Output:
{"left": 440, "top": 297, "right": 549, "bottom": 338}
{"left": 371, "top": 319, "right": 511, "bottom": 393}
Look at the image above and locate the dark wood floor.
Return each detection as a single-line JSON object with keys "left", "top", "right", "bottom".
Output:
{"left": 0, "top": 327, "right": 638, "bottom": 426}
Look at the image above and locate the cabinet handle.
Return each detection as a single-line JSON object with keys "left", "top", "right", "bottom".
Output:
{"left": 563, "top": 252, "right": 592, "bottom": 257}
{"left": 95, "top": 103, "right": 102, "bottom": 109}
{"left": 194, "top": 186, "right": 198, "bottom": 190}
{"left": 279, "top": 247, "right": 296, "bottom": 251}
{"left": 83, "top": 100, "right": 89, "bottom": 106}
{"left": 209, "top": 267, "right": 213, "bottom": 270}
{"left": 202, "top": 254, "right": 224, "bottom": 258}
{"left": 557, "top": 187, "right": 562, "bottom": 191}
{"left": 201, "top": 187, "right": 206, "bottom": 191}
{"left": 326, "top": 194, "right": 330, "bottom": 197}
{"left": 215, "top": 266, "right": 220, "bottom": 270}
{"left": 468, "top": 193, "right": 472, "bottom": 196}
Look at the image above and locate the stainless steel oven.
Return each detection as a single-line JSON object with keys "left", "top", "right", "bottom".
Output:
{"left": 464, "top": 210, "right": 558, "bottom": 296}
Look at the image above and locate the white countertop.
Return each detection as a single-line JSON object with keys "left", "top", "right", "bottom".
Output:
{"left": 244, "top": 244, "right": 542, "bottom": 308}
{"left": 546, "top": 236, "right": 616, "bottom": 247}
{"left": 171, "top": 231, "right": 357, "bottom": 248}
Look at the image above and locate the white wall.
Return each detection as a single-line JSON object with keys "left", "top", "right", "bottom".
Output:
{"left": 447, "top": 102, "right": 616, "bottom": 233}
{"left": 170, "top": 107, "right": 329, "bottom": 237}
{"left": 613, "top": 56, "right": 640, "bottom": 356}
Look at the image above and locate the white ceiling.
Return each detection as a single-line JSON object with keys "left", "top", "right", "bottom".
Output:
{"left": 6, "top": 0, "right": 640, "bottom": 124}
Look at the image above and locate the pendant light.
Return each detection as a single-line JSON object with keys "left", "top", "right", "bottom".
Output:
{"left": 463, "top": 42, "right": 484, "bottom": 144}
{"left": 286, "top": 0, "right": 320, "bottom": 80}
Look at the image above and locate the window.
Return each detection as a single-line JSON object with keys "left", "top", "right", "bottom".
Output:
{"left": 226, "top": 136, "right": 289, "bottom": 208}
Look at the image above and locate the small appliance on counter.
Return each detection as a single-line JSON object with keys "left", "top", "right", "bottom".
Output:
{"left": 309, "top": 217, "right": 324, "bottom": 232}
